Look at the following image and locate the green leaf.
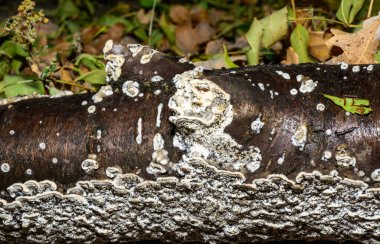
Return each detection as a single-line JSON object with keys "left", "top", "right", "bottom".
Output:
{"left": 223, "top": 45, "right": 239, "bottom": 68}
{"left": 0, "top": 41, "right": 29, "bottom": 58}
{"left": 75, "top": 54, "right": 105, "bottom": 71}
{"left": 10, "top": 60, "right": 23, "bottom": 74}
{"left": 0, "top": 81, "right": 4, "bottom": 94}
{"left": 149, "top": 30, "right": 164, "bottom": 47}
{"left": 58, "top": 0, "right": 80, "bottom": 22}
{"left": 0, "top": 60, "right": 10, "bottom": 80}
{"left": 290, "top": 24, "right": 314, "bottom": 63}
{"left": 75, "top": 70, "right": 106, "bottom": 85}
{"left": 336, "top": 0, "right": 365, "bottom": 25}
{"left": 375, "top": 51, "right": 380, "bottom": 63}
{"left": 3, "top": 75, "right": 45, "bottom": 97}
{"left": 246, "top": 18, "right": 264, "bottom": 65}
{"left": 261, "top": 7, "right": 289, "bottom": 48}
{"left": 323, "top": 93, "right": 373, "bottom": 115}
{"left": 83, "top": 0, "right": 95, "bottom": 15}
{"left": 159, "top": 13, "right": 176, "bottom": 44}
{"left": 97, "top": 15, "right": 131, "bottom": 27}
{"left": 139, "top": 0, "right": 160, "bottom": 8}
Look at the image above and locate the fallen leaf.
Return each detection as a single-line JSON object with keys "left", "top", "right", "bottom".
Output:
{"left": 290, "top": 24, "right": 314, "bottom": 63}
{"left": 170, "top": 5, "right": 190, "bottom": 25}
{"left": 194, "top": 21, "right": 215, "bottom": 44}
{"left": 246, "top": 18, "right": 264, "bottom": 65}
{"left": 194, "top": 54, "right": 246, "bottom": 70}
{"left": 137, "top": 9, "right": 153, "bottom": 25}
{"left": 261, "top": 7, "right": 289, "bottom": 48}
{"left": 205, "top": 40, "right": 223, "bottom": 55}
{"left": 176, "top": 24, "right": 198, "bottom": 54}
{"left": 336, "top": 0, "right": 365, "bottom": 26}
{"left": 282, "top": 47, "right": 299, "bottom": 64}
{"left": 308, "top": 31, "right": 331, "bottom": 61}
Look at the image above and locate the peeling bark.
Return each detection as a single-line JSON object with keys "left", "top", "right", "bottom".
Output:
{"left": 0, "top": 42, "right": 379, "bottom": 243}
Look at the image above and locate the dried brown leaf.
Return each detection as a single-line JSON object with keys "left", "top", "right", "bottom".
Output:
{"left": 325, "top": 14, "right": 380, "bottom": 64}
{"left": 170, "top": 5, "right": 190, "bottom": 24}
{"left": 282, "top": 47, "right": 299, "bottom": 64}
{"left": 205, "top": 40, "right": 223, "bottom": 55}
{"left": 308, "top": 31, "right": 331, "bottom": 62}
{"left": 137, "top": 9, "right": 152, "bottom": 25}
{"left": 176, "top": 24, "right": 198, "bottom": 54}
{"left": 194, "top": 21, "right": 215, "bottom": 44}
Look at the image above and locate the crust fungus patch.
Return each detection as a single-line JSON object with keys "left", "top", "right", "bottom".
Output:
{"left": 291, "top": 124, "right": 307, "bottom": 151}
{"left": 122, "top": 81, "right": 140, "bottom": 98}
{"left": 81, "top": 154, "right": 99, "bottom": 174}
{"left": 168, "top": 68, "right": 262, "bottom": 174}
{"left": 92, "top": 85, "right": 113, "bottom": 103}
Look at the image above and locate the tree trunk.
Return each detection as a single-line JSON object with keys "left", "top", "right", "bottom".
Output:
{"left": 0, "top": 42, "right": 379, "bottom": 243}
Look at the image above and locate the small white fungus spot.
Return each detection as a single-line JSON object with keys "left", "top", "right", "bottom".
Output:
{"left": 154, "top": 90, "right": 161, "bottom": 95}
{"left": 87, "top": 105, "right": 96, "bottom": 114}
{"left": 316, "top": 103, "right": 325, "bottom": 111}
{"left": 26, "top": 169, "right": 32, "bottom": 175}
{"left": 322, "top": 150, "right": 332, "bottom": 161}
{"left": 258, "top": 83, "right": 265, "bottom": 91}
{"left": 1, "top": 163, "right": 10, "bottom": 173}
{"left": 277, "top": 153, "right": 285, "bottom": 165}
{"left": 52, "top": 158, "right": 58, "bottom": 164}
{"left": 103, "top": 40, "right": 113, "bottom": 54}
{"left": 251, "top": 115, "right": 265, "bottom": 134}
{"left": 81, "top": 101, "right": 88, "bottom": 106}
{"left": 352, "top": 65, "right": 360, "bottom": 73}
{"left": 291, "top": 124, "right": 307, "bottom": 151}
{"left": 122, "top": 81, "right": 140, "bottom": 97}
{"left": 367, "top": 64, "right": 374, "bottom": 71}
{"left": 151, "top": 75, "right": 164, "bottom": 82}
{"left": 340, "top": 62, "right": 348, "bottom": 70}
{"left": 290, "top": 89, "right": 298, "bottom": 95}
{"left": 156, "top": 103, "right": 163, "bottom": 128}
{"left": 371, "top": 169, "right": 380, "bottom": 182}
{"left": 9, "top": 130, "right": 15, "bottom": 135}
{"left": 325, "top": 129, "right": 333, "bottom": 136}
{"left": 97, "top": 130, "right": 102, "bottom": 140}
{"left": 136, "top": 117, "right": 143, "bottom": 145}
{"left": 39, "top": 142, "right": 46, "bottom": 150}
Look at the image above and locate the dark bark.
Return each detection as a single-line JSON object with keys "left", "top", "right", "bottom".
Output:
{"left": 0, "top": 43, "right": 379, "bottom": 243}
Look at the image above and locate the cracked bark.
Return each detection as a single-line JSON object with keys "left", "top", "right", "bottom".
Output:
{"left": 0, "top": 43, "right": 379, "bottom": 243}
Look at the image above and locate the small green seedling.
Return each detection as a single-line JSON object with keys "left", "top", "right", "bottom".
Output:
{"left": 322, "top": 93, "right": 373, "bottom": 115}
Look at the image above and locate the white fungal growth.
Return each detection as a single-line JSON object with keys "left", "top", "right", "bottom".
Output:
{"left": 92, "top": 85, "right": 113, "bottom": 103}
{"left": 276, "top": 71, "right": 290, "bottom": 80}
{"left": 52, "top": 158, "right": 58, "bottom": 164}
{"left": 39, "top": 142, "right": 46, "bottom": 150}
{"left": 290, "top": 89, "right": 298, "bottom": 95}
{"left": 367, "top": 64, "right": 374, "bottom": 71}
{"left": 140, "top": 49, "right": 158, "bottom": 64}
{"left": 122, "top": 81, "right": 140, "bottom": 97}
{"left": 169, "top": 68, "right": 262, "bottom": 174}
{"left": 277, "top": 153, "right": 285, "bottom": 165}
{"left": 151, "top": 75, "right": 164, "bottom": 82}
{"left": 136, "top": 117, "right": 142, "bottom": 145}
{"left": 81, "top": 155, "right": 99, "bottom": 173}
{"left": 258, "top": 83, "right": 265, "bottom": 91}
{"left": 9, "top": 130, "right": 15, "bottom": 135}
{"left": 371, "top": 169, "right": 380, "bottom": 182}
{"left": 322, "top": 150, "right": 332, "bottom": 161}
{"left": 81, "top": 101, "right": 88, "bottom": 106}
{"left": 316, "top": 103, "right": 325, "bottom": 111}
{"left": 87, "top": 105, "right": 96, "bottom": 114}
{"left": 96, "top": 130, "right": 102, "bottom": 140}
{"left": 335, "top": 144, "right": 356, "bottom": 167}
{"left": 147, "top": 133, "right": 171, "bottom": 175}
{"left": 299, "top": 79, "right": 317, "bottom": 93}
{"left": 340, "top": 62, "right": 348, "bottom": 70}
{"left": 105, "top": 167, "right": 121, "bottom": 178}
{"left": 154, "top": 90, "right": 161, "bottom": 95}
{"left": 104, "top": 53, "right": 125, "bottom": 83}
{"left": 26, "top": 169, "right": 32, "bottom": 175}
{"left": 325, "top": 129, "right": 333, "bottom": 136}
{"left": 1, "top": 163, "right": 10, "bottom": 173}
{"left": 291, "top": 124, "right": 307, "bottom": 151}
{"left": 352, "top": 65, "right": 360, "bottom": 72}
{"left": 251, "top": 115, "right": 265, "bottom": 134}
{"left": 156, "top": 103, "right": 163, "bottom": 128}
{"left": 50, "top": 91, "right": 74, "bottom": 98}
{"left": 103, "top": 40, "right": 113, "bottom": 54}
{"left": 127, "top": 44, "right": 144, "bottom": 57}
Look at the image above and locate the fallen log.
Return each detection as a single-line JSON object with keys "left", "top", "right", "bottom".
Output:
{"left": 0, "top": 41, "right": 379, "bottom": 243}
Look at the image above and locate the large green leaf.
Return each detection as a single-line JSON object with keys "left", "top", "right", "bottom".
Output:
{"left": 246, "top": 18, "right": 264, "bottom": 65}
{"left": 4, "top": 75, "right": 45, "bottom": 97}
{"left": 223, "top": 45, "right": 238, "bottom": 68}
{"left": 58, "top": 0, "right": 80, "bottom": 22}
{"left": 75, "top": 70, "right": 106, "bottom": 85}
{"left": 261, "top": 7, "right": 289, "bottom": 48}
{"left": 159, "top": 13, "right": 176, "bottom": 44}
{"left": 75, "top": 54, "right": 105, "bottom": 71}
{"left": 336, "top": 0, "right": 365, "bottom": 25}
{"left": 97, "top": 15, "right": 131, "bottom": 27}
{"left": 290, "top": 24, "right": 314, "bottom": 63}
{"left": 0, "top": 41, "right": 29, "bottom": 58}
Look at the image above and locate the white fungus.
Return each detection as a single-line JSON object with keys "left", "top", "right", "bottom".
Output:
{"left": 290, "top": 89, "right": 298, "bottom": 95}
{"left": 291, "top": 124, "right": 307, "bottom": 151}
{"left": 87, "top": 105, "right": 96, "bottom": 114}
{"left": 325, "top": 129, "right": 333, "bottom": 136}
{"left": 151, "top": 76, "right": 164, "bottom": 82}
{"left": 127, "top": 44, "right": 144, "bottom": 57}
{"left": 340, "top": 62, "right": 348, "bottom": 70}
{"left": 367, "top": 64, "right": 374, "bottom": 71}
{"left": 97, "top": 130, "right": 102, "bottom": 140}
{"left": 277, "top": 153, "right": 285, "bottom": 165}
{"left": 316, "top": 103, "right": 325, "bottom": 111}
{"left": 322, "top": 150, "right": 332, "bottom": 161}
{"left": 299, "top": 79, "right": 317, "bottom": 93}
{"left": 352, "top": 66, "right": 360, "bottom": 73}
{"left": 251, "top": 115, "right": 265, "bottom": 134}
{"left": 81, "top": 156, "right": 99, "bottom": 174}
{"left": 136, "top": 117, "right": 143, "bottom": 145}
{"left": 92, "top": 85, "right": 114, "bottom": 103}
{"left": 122, "top": 81, "right": 140, "bottom": 97}
{"left": 276, "top": 71, "right": 290, "bottom": 80}
{"left": 156, "top": 103, "right": 163, "bottom": 128}
{"left": 1, "top": 163, "right": 10, "bottom": 173}
{"left": 39, "top": 142, "right": 46, "bottom": 150}
{"left": 52, "top": 158, "right": 58, "bottom": 164}
{"left": 154, "top": 90, "right": 161, "bottom": 95}
{"left": 103, "top": 40, "right": 113, "bottom": 54}
{"left": 81, "top": 101, "right": 88, "bottom": 106}
{"left": 9, "top": 130, "right": 15, "bottom": 135}
{"left": 26, "top": 169, "right": 32, "bottom": 175}
{"left": 371, "top": 169, "right": 380, "bottom": 181}
{"left": 258, "top": 83, "right": 265, "bottom": 91}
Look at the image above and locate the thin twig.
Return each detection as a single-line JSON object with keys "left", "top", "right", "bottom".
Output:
{"left": 368, "top": 0, "right": 374, "bottom": 18}
{"left": 291, "top": 0, "right": 297, "bottom": 21}
{"left": 148, "top": 0, "right": 157, "bottom": 37}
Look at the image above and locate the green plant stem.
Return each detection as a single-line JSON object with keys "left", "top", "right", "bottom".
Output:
{"left": 294, "top": 17, "right": 361, "bottom": 27}
{"left": 291, "top": 0, "right": 296, "bottom": 20}
{"left": 368, "top": 0, "right": 374, "bottom": 18}
{"left": 55, "top": 80, "right": 96, "bottom": 92}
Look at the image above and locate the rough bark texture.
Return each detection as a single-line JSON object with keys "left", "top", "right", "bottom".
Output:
{"left": 0, "top": 42, "right": 379, "bottom": 243}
